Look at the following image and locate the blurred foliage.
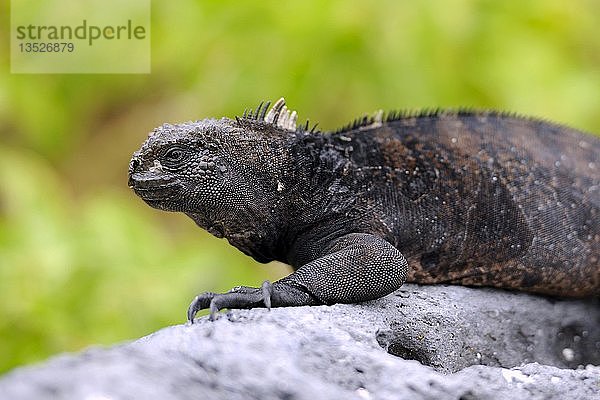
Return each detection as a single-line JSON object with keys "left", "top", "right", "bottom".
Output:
{"left": 1, "top": 0, "right": 599, "bottom": 373}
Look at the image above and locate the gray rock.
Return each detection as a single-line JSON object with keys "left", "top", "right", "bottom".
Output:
{"left": 1, "top": 284, "right": 599, "bottom": 400}
{"left": 376, "top": 285, "right": 599, "bottom": 372}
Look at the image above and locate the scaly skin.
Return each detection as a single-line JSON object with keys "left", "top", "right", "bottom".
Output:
{"left": 128, "top": 98, "right": 600, "bottom": 321}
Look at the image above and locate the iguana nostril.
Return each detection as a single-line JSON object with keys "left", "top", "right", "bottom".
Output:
{"left": 129, "top": 157, "right": 141, "bottom": 174}
{"left": 128, "top": 157, "right": 141, "bottom": 188}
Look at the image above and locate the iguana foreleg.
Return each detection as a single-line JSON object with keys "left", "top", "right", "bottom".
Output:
{"left": 187, "top": 233, "right": 408, "bottom": 322}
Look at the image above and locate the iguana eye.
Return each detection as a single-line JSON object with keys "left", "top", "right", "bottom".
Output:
{"left": 162, "top": 147, "right": 187, "bottom": 165}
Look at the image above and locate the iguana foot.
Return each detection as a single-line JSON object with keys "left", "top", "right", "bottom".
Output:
{"left": 187, "top": 281, "right": 272, "bottom": 322}
{"left": 187, "top": 279, "right": 320, "bottom": 322}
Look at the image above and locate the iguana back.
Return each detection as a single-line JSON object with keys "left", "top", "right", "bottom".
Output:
{"left": 328, "top": 112, "right": 599, "bottom": 296}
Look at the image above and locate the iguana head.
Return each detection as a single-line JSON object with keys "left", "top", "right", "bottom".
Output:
{"left": 128, "top": 98, "right": 300, "bottom": 260}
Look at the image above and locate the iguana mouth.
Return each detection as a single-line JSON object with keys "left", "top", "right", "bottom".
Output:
{"left": 129, "top": 174, "right": 182, "bottom": 203}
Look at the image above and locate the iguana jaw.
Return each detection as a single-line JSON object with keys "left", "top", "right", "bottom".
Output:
{"left": 128, "top": 168, "right": 184, "bottom": 211}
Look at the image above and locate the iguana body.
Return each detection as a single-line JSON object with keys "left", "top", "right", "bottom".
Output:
{"left": 128, "top": 98, "right": 600, "bottom": 321}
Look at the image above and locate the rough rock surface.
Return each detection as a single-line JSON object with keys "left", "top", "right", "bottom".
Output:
{"left": 1, "top": 284, "right": 599, "bottom": 400}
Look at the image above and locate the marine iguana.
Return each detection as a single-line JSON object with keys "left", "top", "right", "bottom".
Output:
{"left": 128, "top": 98, "right": 600, "bottom": 322}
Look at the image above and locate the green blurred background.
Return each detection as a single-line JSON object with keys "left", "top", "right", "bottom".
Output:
{"left": 1, "top": 0, "right": 600, "bottom": 373}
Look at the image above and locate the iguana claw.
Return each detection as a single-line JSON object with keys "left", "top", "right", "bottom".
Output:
{"left": 187, "top": 296, "right": 199, "bottom": 323}
{"left": 261, "top": 280, "right": 273, "bottom": 309}
{"left": 187, "top": 281, "right": 274, "bottom": 323}
{"left": 187, "top": 292, "right": 216, "bottom": 323}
